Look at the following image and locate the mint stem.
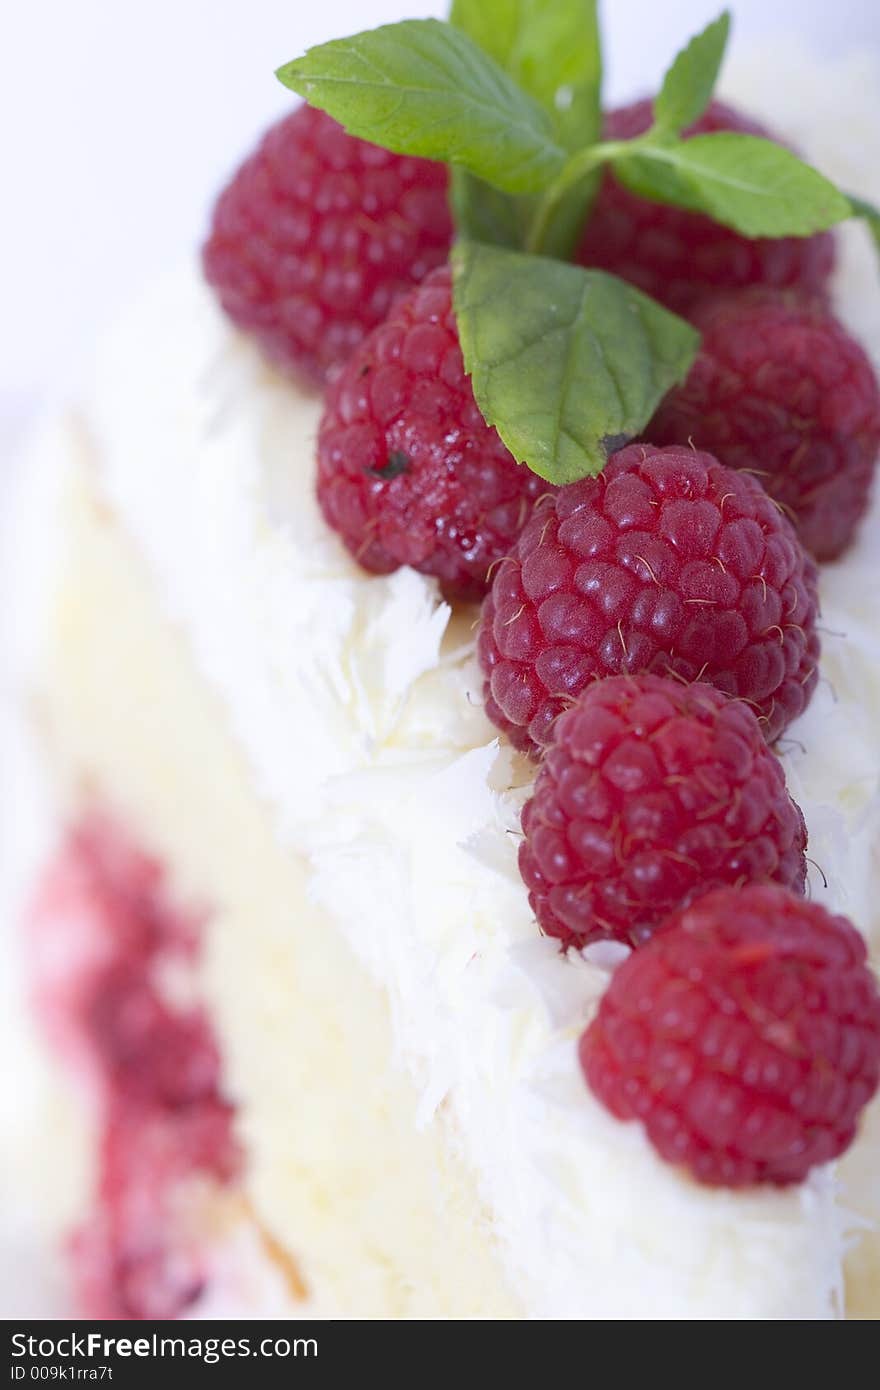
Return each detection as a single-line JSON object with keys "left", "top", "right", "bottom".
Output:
{"left": 525, "top": 140, "right": 627, "bottom": 254}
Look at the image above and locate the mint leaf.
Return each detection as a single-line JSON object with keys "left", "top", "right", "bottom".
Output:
{"left": 449, "top": 2, "right": 603, "bottom": 257}
{"left": 848, "top": 192, "right": 880, "bottom": 255}
{"left": 653, "top": 11, "right": 730, "bottom": 135}
{"left": 277, "top": 19, "right": 566, "bottom": 195}
{"left": 447, "top": 2, "right": 601, "bottom": 121}
{"left": 448, "top": 0, "right": 511, "bottom": 71}
{"left": 613, "top": 134, "right": 852, "bottom": 237}
{"left": 452, "top": 242, "right": 699, "bottom": 483}
{"left": 451, "top": 0, "right": 602, "bottom": 147}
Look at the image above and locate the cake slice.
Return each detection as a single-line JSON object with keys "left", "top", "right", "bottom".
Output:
{"left": 6, "top": 21, "right": 880, "bottom": 1318}
{"left": 9, "top": 241, "right": 877, "bottom": 1316}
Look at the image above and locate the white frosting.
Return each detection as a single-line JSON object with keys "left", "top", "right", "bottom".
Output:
{"left": 77, "top": 53, "right": 880, "bottom": 1318}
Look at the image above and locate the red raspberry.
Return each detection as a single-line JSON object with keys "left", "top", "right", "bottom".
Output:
{"left": 519, "top": 674, "right": 807, "bottom": 949}
{"left": 478, "top": 443, "right": 820, "bottom": 754}
{"left": 649, "top": 291, "right": 880, "bottom": 561}
{"left": 577, "top": 99, "right": 835, "bottom": 314}
{"left": 317, "top": 266, "right": 548, "bottom": 601}
{"left": 203, "top": 105, "right": 452, "bottom": 384}
{"left": 580, "top": 884, "right": 880, "bottom": 1187}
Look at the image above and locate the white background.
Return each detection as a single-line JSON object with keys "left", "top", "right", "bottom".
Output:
{"left": 3, "top": 0, "right": 879, "bottom": 443}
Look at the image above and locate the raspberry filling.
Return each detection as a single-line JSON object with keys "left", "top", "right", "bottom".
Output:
{"left": 28, "top": 818, "right": 241, "bottom": 1319}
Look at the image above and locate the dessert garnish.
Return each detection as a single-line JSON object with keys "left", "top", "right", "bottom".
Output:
{"left": 277, "top": 2, "right": 878, "bottom": 484}
{"left": 519, "top": 672, "right": 808, "bottom": 948}
{"left": 316, "top": 266, "right": 550, "bottom": 599}
{"left": 580, "top": 884, "right": 880, "bottom": 1186}
{"left": 649, "top": 289, "right": 880, "bottom": 560}
{"left": 478, "top": 443, "right": 820, "bottom": 751}
{"left": 203, "top": 104, "right": 452, "bottom": 383}
{"left": 193, "top": 1, "right": 880, "bottom": 1188}
{"left": 575, "top": 98, "right": 836, "bottom": 312}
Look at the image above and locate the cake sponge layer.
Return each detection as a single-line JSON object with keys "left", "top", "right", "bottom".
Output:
{"left": 38, "top": 436, "right": 522, "bottom": 1320}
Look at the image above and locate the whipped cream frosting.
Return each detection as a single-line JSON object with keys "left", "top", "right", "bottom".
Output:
{"left": 73, "top": 50, "right": 880, "bottom": 1318}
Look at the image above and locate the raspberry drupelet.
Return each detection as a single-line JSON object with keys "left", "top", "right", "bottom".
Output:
{"left": 519, "top": 674, "right": 807, "bottom": 949}
{"left": 203, "top": 105, "right": 452, "bottom": 384}
{"left": 577, "top": 99, "right": 835, "bottom": 314}
{"left": 580, "top": 884, "right": 880, "bottom": 1187}
{"left": 478, "top": 443, "right": 820, "bottom": 754}
{"left": 649, "top": 290, "right": 880, "bottom": 561}
{"left": 317, "top": 266, "right": 550, "bottom": 601}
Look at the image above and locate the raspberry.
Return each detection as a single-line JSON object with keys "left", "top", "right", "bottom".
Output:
{"left": 580, "top": 884, "right": 880, "bottom": 1186}
{"left": 649, "top": 290, "right": 880, "bottom": 561}
{"left": 317, "top": 266, "right": 548, "bottom": 601}
{"left": 519, "top": 674, "right": 807, "bottom": 949}
{"left": 576, "top": 99, "right": 835, "bottom": 314}
{"left": 478, "top": 443, "right": 820, "bottom": 753}
{"left": 203, "top": 105, "right": 452, "bottom": 383}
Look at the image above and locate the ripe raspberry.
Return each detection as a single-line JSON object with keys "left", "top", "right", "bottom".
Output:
{"left": 317, "top": 266, "right": 548, "bottom": 601}
{"left": 519, "top": 674, "right": 807, "bottom": 949}
{"left": 203, "top": 105, "right": 452, "bottom": 383}
{"left": 577, "top": 99, "right": 835, "bottom": 314}
{"left": 580, "top": 884, "right": 880, "bottom": 1187}
{"left": 478, "top": 443, "right": 820, "bottom": 754}
{"left": 649, "top": 291, "right": 880, "bottom": 561}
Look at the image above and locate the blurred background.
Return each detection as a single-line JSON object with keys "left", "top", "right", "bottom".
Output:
{"left": 2, "top": 0, "right": 879, "bottom": 1320}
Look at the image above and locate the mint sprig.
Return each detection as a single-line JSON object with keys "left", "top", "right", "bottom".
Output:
{"left": 277, "top": 20, "right": 567, "bottom": 194}
{"left": 277, "top": 3, "right": 871, "bottom": 488}
{"left": 612, "top": 135, "right": 851, "bottom": 238}
{"left": 450, "top": 1, "right": 603, "bottom": 258}
{"left": 450, "top": 0, "right": 602, "bottom": 147}
{"left": 652, "top": 11, "right": 730, "bottom": 135}
{"left": 848, "top": 193, "right": 880, "bottom": 253}
{"left": 454, "top": 243, "right": 699, "bottom": 482}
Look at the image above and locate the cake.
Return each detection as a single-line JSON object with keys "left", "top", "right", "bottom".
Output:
{"left": 4, "top": 9, "right": 880, "bottom": 1320}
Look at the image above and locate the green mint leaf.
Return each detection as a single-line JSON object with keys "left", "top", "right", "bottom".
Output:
{"left": 277, "top": 19, "right": 566, "bottom": 195}
{"left": 848, "top": 192, "right": 880, "bottom": 256}
{"left": 613, "top": 133, "right": 852, "bottom": 237}
{"left": 449, "top": 2, "right": 603, "bottom": 257}
{"left": 451, "top": 0, "right": 602, "bottom": 148}
{"left": 452, "top": 242, "right": 700, "bottom": 484}
{"left": 653, "top": 11, "right": 731, "bottom": 135}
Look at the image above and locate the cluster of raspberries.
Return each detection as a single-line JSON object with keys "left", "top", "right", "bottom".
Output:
{"left": 205, "top": 99, "right": 880, "bottom": 1187}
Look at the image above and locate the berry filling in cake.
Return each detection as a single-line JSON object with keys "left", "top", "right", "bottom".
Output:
{"left": 28, "top": 819, "right": 241, "bottom": 1319}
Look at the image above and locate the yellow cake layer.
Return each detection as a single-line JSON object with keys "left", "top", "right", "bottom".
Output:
{"left": 40, "top": 436, "right": 522, "bottom": 1319}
